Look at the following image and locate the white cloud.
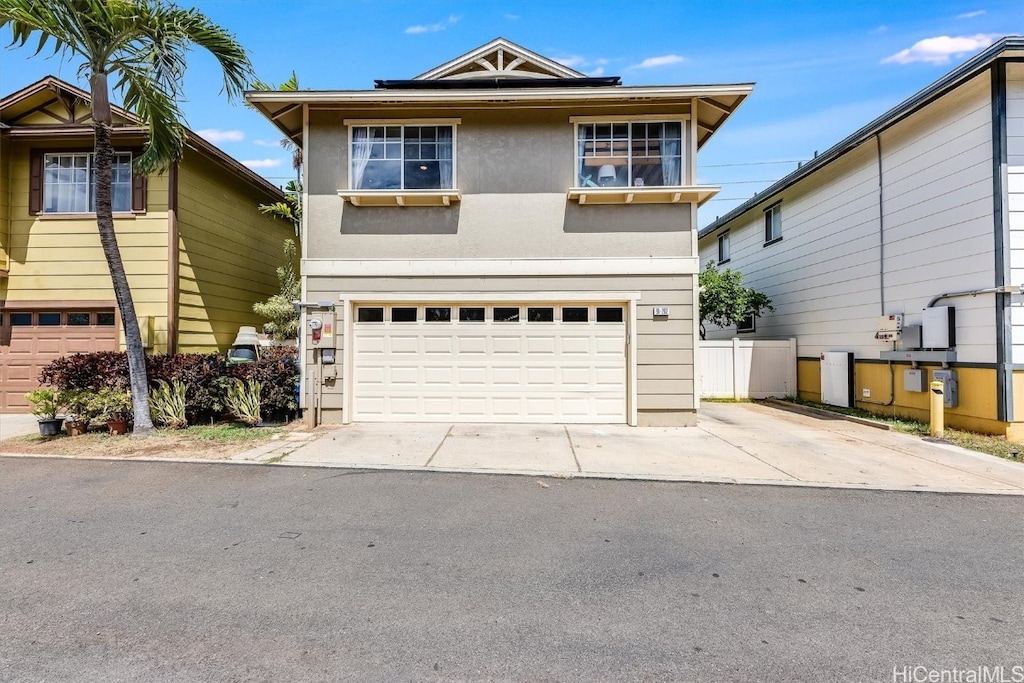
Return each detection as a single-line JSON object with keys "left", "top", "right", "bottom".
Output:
{"left": 195, "top": 129, "right": 244, "bottom": 143}
{"left": 554, "top": 55, "right": 586, "bottom": 68}
{"left": 504, "top": 13, "right": 519, "bottom": 20}
{"left": 253, "top": 139, "right": 279, "bottom": 148}
{"left": 956, "top": 10, "right": 986, "bottom": 19}
{"left": 405, "top": 14, "right": 459, "bottom": 34}
{"left": 242, "top": 158, "right": 282, "bottom": 169}
{"left": 632, "top": 54, "right": 686, "bottom": 69}
{"left": 588, "top": 66, "right": 605, "bottom": 77}
{"left": 881, "top": 33, "right": 999, "bottom": 65}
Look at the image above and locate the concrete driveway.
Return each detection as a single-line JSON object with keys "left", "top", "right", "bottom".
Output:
{"left": 261, "top": 402, "right": 1024, "bottom": 495}
{"left": 0, "top": 413, "right": 40, "bottom": 439}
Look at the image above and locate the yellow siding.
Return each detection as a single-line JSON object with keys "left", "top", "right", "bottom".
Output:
{"left": 175, "top": 147, "right": 292, "bottom": 352}
{"left": 0, "top": 139, "right": 172, "bottom": 352}
{"left": 798, "top": 358, "right": 1023, "bottom": 437}
{"left": 0, "top": 136, "right": 10, "bottom": 272}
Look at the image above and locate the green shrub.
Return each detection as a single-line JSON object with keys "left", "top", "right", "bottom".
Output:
{"left": 225, "top": 379, "right": 263, "bottom": 426}
{"left": 24, "top": 388, "right": 63, "bottom": 420}
{"left": 150, "top": 380, "right": 188, "bottom": 429}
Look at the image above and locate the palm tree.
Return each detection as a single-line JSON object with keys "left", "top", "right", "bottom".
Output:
{"left": 0, "top": 0, "right": 253, "bottom": 436}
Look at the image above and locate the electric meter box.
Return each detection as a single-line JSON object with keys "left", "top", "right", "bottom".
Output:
{"left": 876, "top": 314, "right": 903, "bottom": 342}
{"left": 900, "top": 325, "right": 922, "bottom": 350}
{"left": 932, "top": 369, "right": 958, "bottom": 408}
{"left": 922, "top": 306, "right": 956, "bottom": 349}
{"left": 904, "top": 368, "right": 926, "bottom": 392}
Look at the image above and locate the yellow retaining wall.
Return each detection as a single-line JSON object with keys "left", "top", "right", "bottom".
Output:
{"left": 797, "top": 358, "right": 1023, "bottom": 438}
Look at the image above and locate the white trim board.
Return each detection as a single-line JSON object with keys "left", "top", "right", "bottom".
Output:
{"left": 303, "top": 257, "right": 699, "bottom": 278}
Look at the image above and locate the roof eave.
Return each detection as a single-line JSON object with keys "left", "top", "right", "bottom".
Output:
{"left": 699, "top": 35, "right": 1024, "bottom": 239}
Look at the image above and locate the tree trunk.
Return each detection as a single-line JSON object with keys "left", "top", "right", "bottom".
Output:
{"left": 91, "top": 71, "right": 154, "bottom": 437}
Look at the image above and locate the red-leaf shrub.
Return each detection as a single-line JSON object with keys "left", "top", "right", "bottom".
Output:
{"left": 38, "top": 347, "right": 300, "bottom": 421}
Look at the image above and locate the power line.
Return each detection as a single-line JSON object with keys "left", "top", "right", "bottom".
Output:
{"left": 702, "top": 159, "right": 807, "bottom": 168}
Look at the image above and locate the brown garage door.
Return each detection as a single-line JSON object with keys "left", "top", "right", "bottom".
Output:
{"left": 0, "top": 307, "right": 118, "bottom": 412}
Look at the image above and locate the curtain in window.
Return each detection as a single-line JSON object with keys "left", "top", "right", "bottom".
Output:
{"left": 660, "top": 123, "right": 681, "bottom": 186}
{"left": 351, "top": 128, "right": 372, "bottom": 189}
{"left": 437, "top": 127, "right": 453, "bottom": 189}
{"left": 577, "top": 129, "right": 589, "bottom": 186}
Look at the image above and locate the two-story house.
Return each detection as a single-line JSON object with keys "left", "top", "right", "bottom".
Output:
{"left": 248, "top": 38, "right": 751, "bottom": 426}
{"left": 698, "top": 37, "right": 1024, "bottom": 438}
{"left": 0, "top": 76, "right": 293, "bottom": 411}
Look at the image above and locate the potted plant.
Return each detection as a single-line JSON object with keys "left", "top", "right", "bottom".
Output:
{"left": 90, "top": 388, "right": 133, "bottom": 435}
{"left": 24, "top": 388, "right": 65, "bottom": 437}
{"left": 63, "top": 389, "right": 97, "bottom": 436}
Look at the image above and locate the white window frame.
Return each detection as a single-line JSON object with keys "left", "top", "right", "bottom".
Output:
{"left": 764, "top": 202, "right": 782, "bottom": 244}
{"left": 573, "top": 118, "right": 686, "bottom": 189}
{"left": 737, "top": 311, "right": 756, "bottom": 334}
{"left": 346, "top": 120, "right": 459, "bottom": 192}
{"left": 718, "top": 231, "right": 730, "bottom": 264}
{"left": 43, "top": 151, "right": 132, "bottom": 214}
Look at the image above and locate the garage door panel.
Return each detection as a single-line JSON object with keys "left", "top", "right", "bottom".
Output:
{"left": 0, "top": 308, "right": 117, "bottom": 411}
{"left": 352, "top": 303, "right": 626, "bottom": 423}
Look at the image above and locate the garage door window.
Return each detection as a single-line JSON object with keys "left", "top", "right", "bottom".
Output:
{"left": 97, "top": 312, "right": 116, "bottom": 326}
{"left": 494, "top": 307, "right": 520, "bottom": 322}
{"left": 39, "top": 313, "right": 61, "bottom": 326}
{"left": 563, "top": 307, "right": 588, "bottom": 322}
{"left": 68, "top": 313, "right": 91, "bottom": 325}
{"left": 10, "top": 313, "right": 32, "bottom": 326}
{"left": 596, "top": 307, "right": 624, "bottom": 323}
{"left": 527, "top": 307, "right": 554, "bottom": 322}
{"left": 459, "top": 307, "right": 485, "bottom": 322}
{"left": 425, "top": 307, "right": 452, "bottom": 322}
{"left": 391, "top": 307, "right": 417, "bottom": 323}
{"left": 358, "top": 307, "right": 384, "bottom": 323}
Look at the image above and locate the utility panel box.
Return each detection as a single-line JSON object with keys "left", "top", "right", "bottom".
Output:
{"left": 932, "top": 369, "right": 959, "bottom": 408}
{"left": 875, "top": 314, "right": 903, "bottom": 341}
{"left": 820, "top": 352, "right": 855, "bottom": 408}
{"left": 900, "top": 325, "right": 922, "bottom": 350}
{"left": 904, "top": 368, "right": 926, "bottom": 392}
{"left": 922, "top": 306, "right": 955, "bottom": 349}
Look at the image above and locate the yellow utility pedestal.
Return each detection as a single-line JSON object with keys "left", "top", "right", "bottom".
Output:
{"left": 930, "top": 380, "right": 945, "bottom": 438}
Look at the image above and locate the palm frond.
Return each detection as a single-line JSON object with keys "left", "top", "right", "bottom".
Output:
{"left": 115, "top": 66, "right": 186, "bottom": 174}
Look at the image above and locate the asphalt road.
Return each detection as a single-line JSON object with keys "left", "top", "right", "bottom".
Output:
{"left": 1, "top": 458, "right": 1021, "bottom": 683}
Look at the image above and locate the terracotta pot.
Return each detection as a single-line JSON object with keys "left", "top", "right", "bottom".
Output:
{"left": 65, "top": 422, "right": 88, "bottom": 437}
{"left": 106, "top": 419, "right": 130, "bottom": 436}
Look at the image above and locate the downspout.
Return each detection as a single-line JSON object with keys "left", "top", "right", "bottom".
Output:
{"left": 991, "top": 59, "right": 1012, "bottom": 423}
{"left": 862, "top": 133, "right": 895, "bottom": 407}
{"left": 166, "top": 161, "right": 179, "bottom": 354}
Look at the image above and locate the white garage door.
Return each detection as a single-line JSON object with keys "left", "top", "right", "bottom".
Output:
{"left": 352, "top": 303, "right": 626, "bottom": 423}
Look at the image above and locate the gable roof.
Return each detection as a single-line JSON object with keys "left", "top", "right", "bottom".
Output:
{"left": 699, "top": 35, "right": 1024, "bottom": 239}
{"left": 247, "top": 38, "right": 753, "bottom": 151}
{"left": 0, "top": 76, "right": 284, "bottom": 200}
{"left": 414, "top": 37, "right": 587, "bottom": 81}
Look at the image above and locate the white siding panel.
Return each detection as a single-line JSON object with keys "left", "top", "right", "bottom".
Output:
{"left": 1006, "top": 64, "right": 1024, "bottom": 363}
{"left": 698, "top": 73, "right": 996, "bottom": 363}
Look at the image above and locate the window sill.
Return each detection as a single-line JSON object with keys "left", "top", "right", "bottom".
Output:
{"left": 338, "top": 190, "right": 462, "bottom": 207}
{"left": 763, "top": 237, "right": 783, "bottom": 247}
{"left": 567, "top": 186, "right": 719, "bottom": 206}
{"left": 36, "top": 212, "right": 141, "bottom": 220}
{"left": 717, "top": 258, "right": 730, "bottom": 265}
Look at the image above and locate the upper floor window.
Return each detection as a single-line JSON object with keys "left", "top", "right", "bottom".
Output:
{"left": 43, "top": 152, "right": 132, "bottom": 213}
{"left": 718, "top": 232, "right": 731, "bottom": 264}
{"left": 576, "top": 121, "right": 682, "bottom": 188}
{"left": 764, "top": 203, "right": 782, "bottom": 244}
{"left": 350, "top": 125, "right": 454, "bottom": 190}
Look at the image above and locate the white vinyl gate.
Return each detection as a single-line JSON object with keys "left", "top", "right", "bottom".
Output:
{"left": 700, "top": 338, "right": 797, "bottom": 399}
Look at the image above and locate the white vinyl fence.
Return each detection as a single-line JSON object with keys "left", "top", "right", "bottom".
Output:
{"left": 700, "top": 338, "right": 797, "bottom": 399}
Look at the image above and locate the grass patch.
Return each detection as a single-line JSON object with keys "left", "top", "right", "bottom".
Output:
{"left": 777, "top": 397, "right": 1024, "bottom": 462}
{"left": 180, "top": 423, "right": 283, "bottom": 443}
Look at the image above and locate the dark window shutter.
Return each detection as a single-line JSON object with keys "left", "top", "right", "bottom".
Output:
{"left": 29, "top": 151, "right": 43, "bottom": 214}
{"left": 131, "top": 173, "right": 147, "bottom": 212}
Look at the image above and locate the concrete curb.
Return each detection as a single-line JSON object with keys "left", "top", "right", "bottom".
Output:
{"left": 2, "top": 451, "right": 1022, "bottom": 496}
{"left": 762, "top": 398, "right": 893, "bottom": 430}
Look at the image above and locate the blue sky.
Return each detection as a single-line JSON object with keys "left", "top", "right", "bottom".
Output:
{"left": 1, "top": 0, "right": 1021, "bottom": 224}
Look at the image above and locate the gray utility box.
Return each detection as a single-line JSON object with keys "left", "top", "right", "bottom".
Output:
{"left": 932, "top": 369, "right": 958, "bottom": 408}
{"left": 900, "top": 325, "right": 922, "bottom": 350}
{"left": 922, "top": 306, "right": 955, "bottom": 349}
{"left": 904, "top": 368, "right": 926, "bottom": 392}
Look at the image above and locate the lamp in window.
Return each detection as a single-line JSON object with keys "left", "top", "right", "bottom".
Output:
{"left": 597, "top": 164, "right": 617, "bottom": 187}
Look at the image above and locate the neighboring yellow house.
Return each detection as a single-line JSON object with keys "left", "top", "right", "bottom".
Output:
{"left": 0, "top": 77, "right": 294, "bottom": 411}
